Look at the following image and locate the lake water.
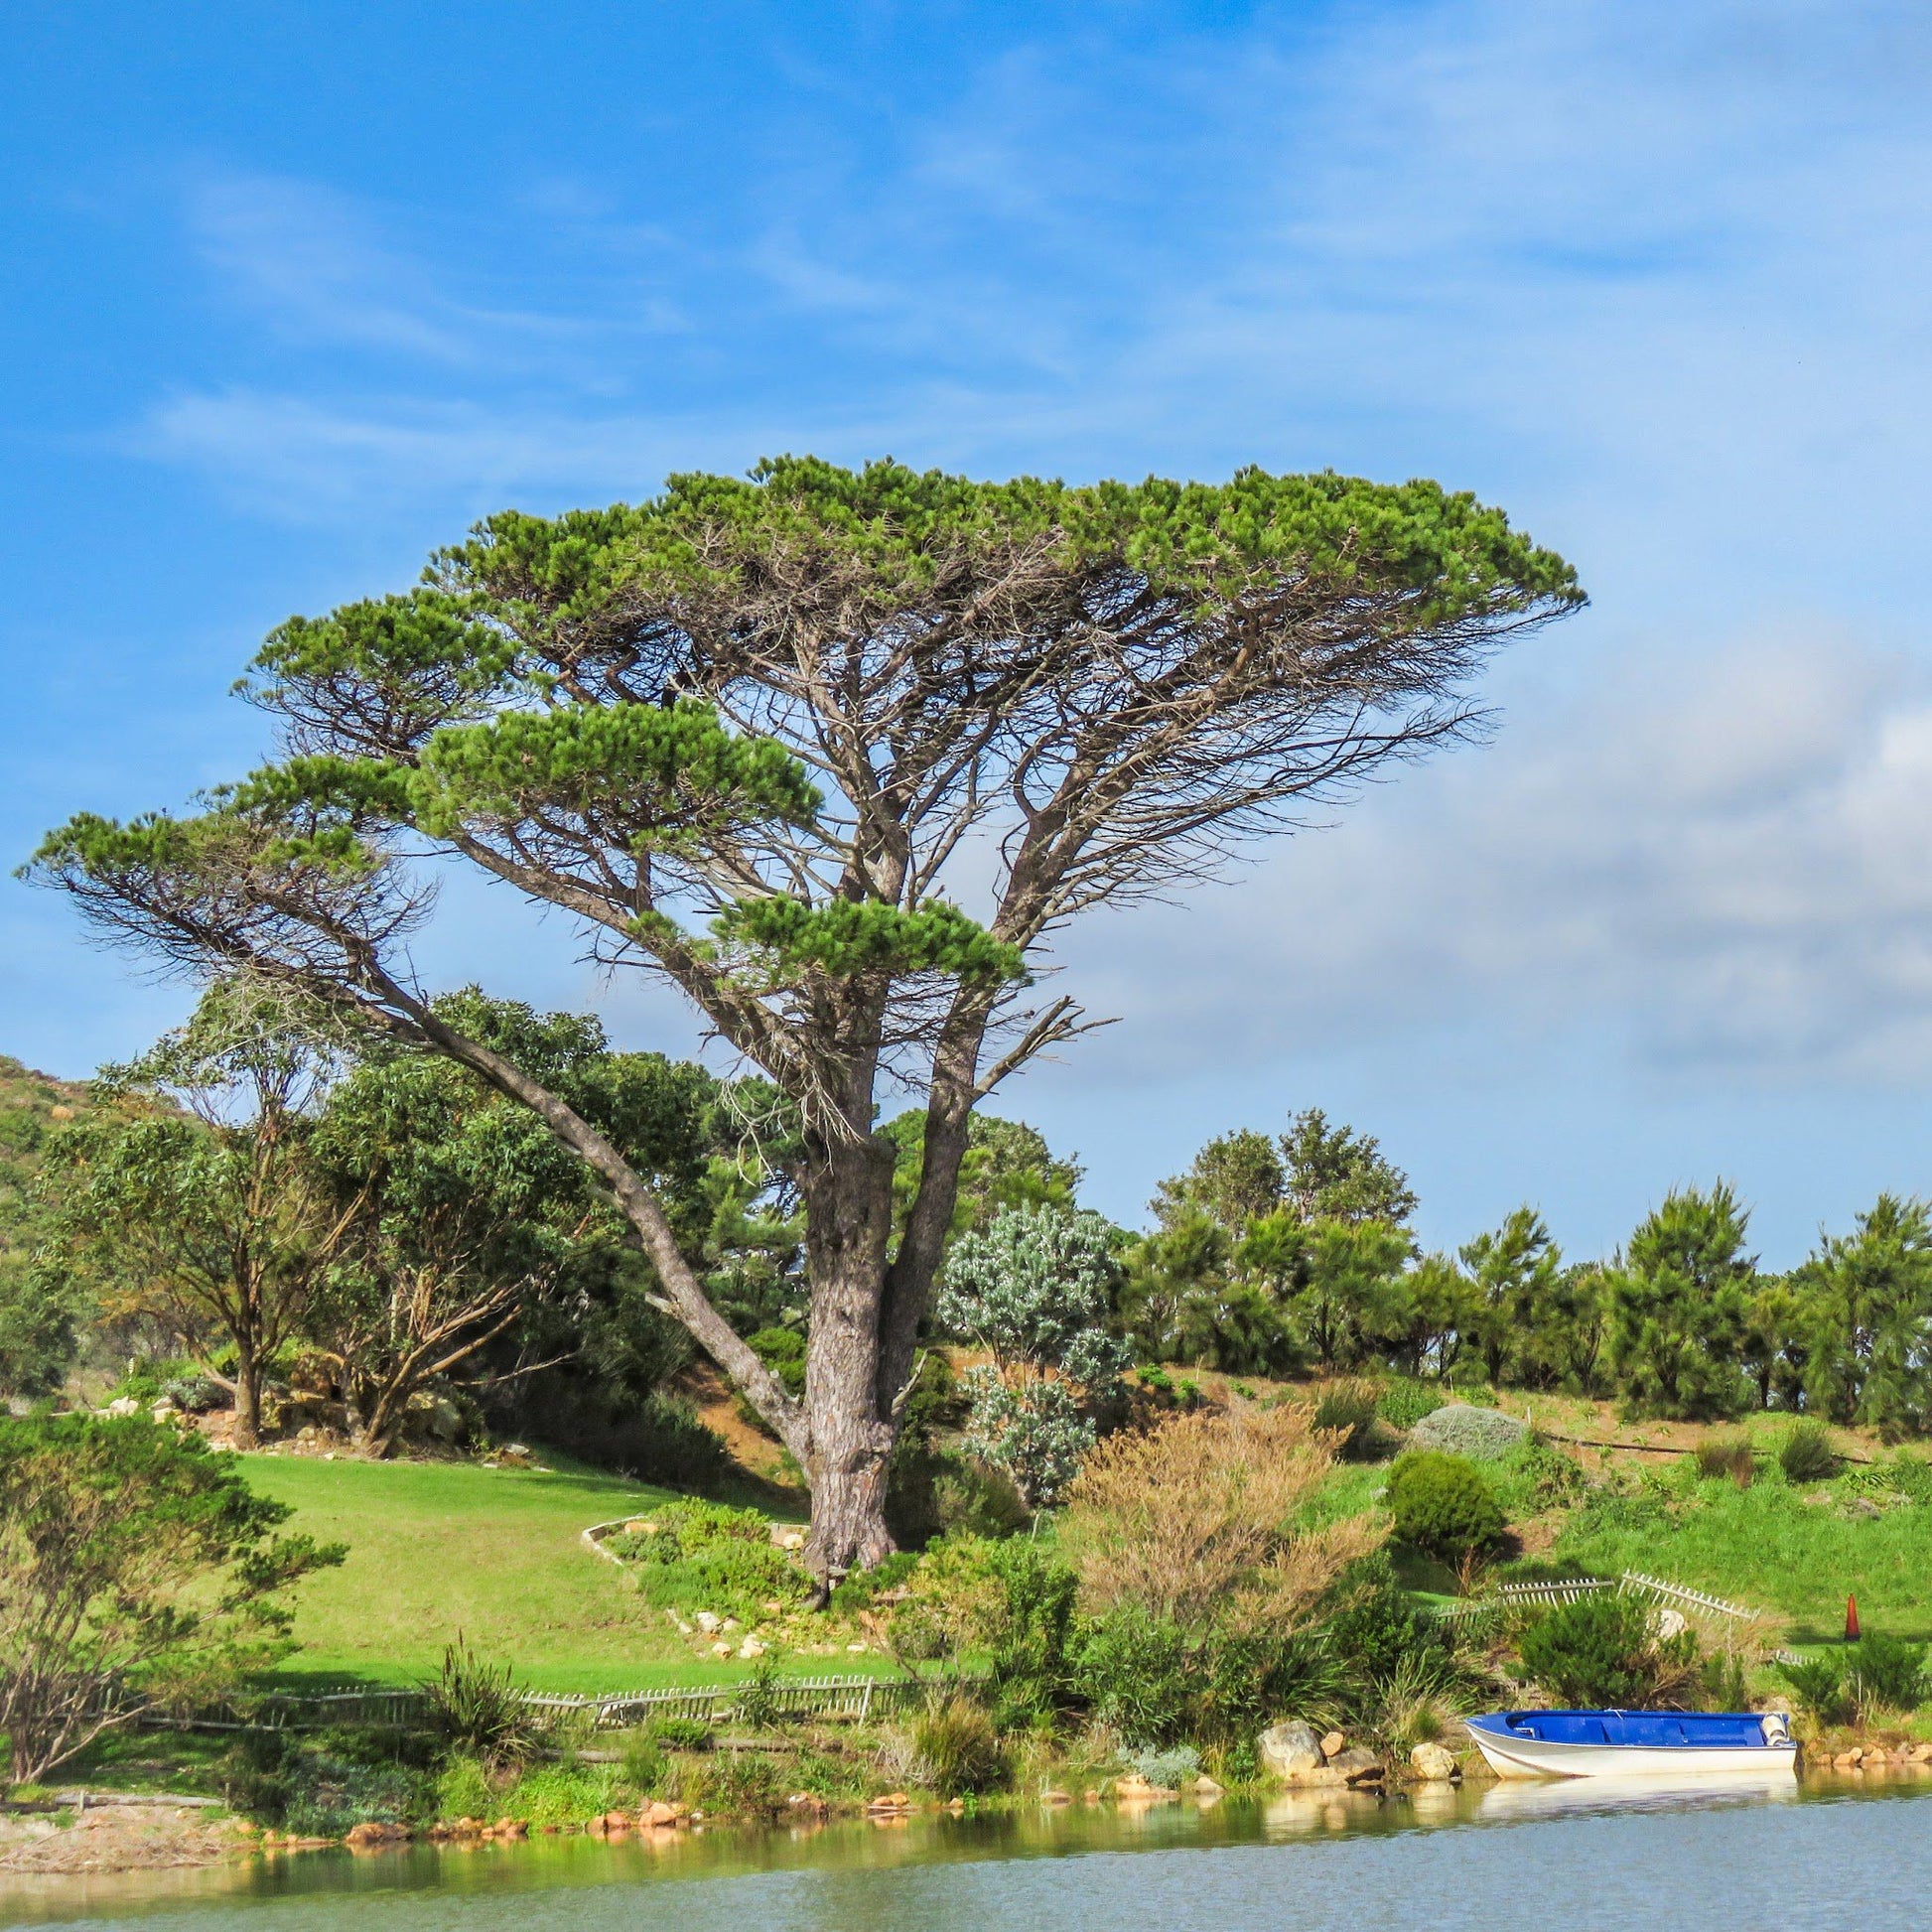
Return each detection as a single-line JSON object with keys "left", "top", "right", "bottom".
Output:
{"left": 6, "top": 1777, "right": 1927, "bottom": 1932}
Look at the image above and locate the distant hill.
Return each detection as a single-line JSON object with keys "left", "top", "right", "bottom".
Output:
{"left": 0, "top": 1053, "right": 91, "bottom": 1246}
{"left": 0, "top": 1055, "right": 96, "bottom": 1392}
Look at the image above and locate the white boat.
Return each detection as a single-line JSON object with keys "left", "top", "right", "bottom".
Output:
{"left": 1466, "top": 1710, "right": 1798, "bottom": 1780}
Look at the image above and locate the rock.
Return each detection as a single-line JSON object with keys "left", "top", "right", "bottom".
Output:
{"left": 694, "top": 1610, "right": 722, "bottom": 1633}
{"left": 644, "top": 1802, "right": 678, "bottom": 1828}
{"left": 847, "top": 1641, "right": 869, "bottom": 1653}
{"left": 1041, "top": 1789, "right": 1071, "bottom": 1806}
{"left": 1833, "top": 1750, "right": 1862, "bottom": 1770}
{"left": 1191, "top": 1774, "right": 1224, "bottom": 1796}
{"left": 1656, "top": 1608, "right": 1689, "bottom": 1640}
{"left": 710, "top": 1641, "right": 733, "bottom": 1658}
{"left": 1259, "top": 1721, "right": 1324, "bottom": 1780}
{"left": 103, "top": 1395, "right": 140, "bottom": 1417}
{"left": 1319, "top": 1730, "right": 1347, "bottom": 1759}
{"left": 1410, "top": 1741, "right": 1458, "bottom": 1782}
{"left": 1407, "top": 1403, "right": 1530, "bottom": 1460}
{"left": 737, "top": 1637, "right": 765, "bottom": 1659}
{"left": 1330, "top": 1747, "right": 1384, "bottom": 1784}
{"left": 345, "top": 1821, "right": 409, "bottom": 1850}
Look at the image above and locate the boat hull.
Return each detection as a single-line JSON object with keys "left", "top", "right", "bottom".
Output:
{"left": 1466, "top": 1712, "right": 1798, "bottom": 1781}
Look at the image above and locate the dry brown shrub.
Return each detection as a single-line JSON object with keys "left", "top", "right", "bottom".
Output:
{"left": 1061, "top": 1401, "right": 1385, "bottom": 1626}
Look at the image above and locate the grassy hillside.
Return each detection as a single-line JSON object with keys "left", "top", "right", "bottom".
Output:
{"left": 240, "top": 1451, "right": 857, "bottom": 1693}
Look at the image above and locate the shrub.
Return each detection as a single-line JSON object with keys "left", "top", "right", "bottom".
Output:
{"left": 1378, "top": 1376, "right": 1449, "bottom": 1433}
{"left": 697, "top": 1749, "right": 789, "bottom": 1821}
{"left": 433, "top": 1754, "right": 494, "bottom": 1823}
{"left": 502, "top": 1761, "right": 620, "bottom": 1826}
{"left": 1071, "top": 1604, "right": 1196, "bottom": 1743}
{"left": 1387, "top": 1451, "right": 1506, "bottom": 1566}
{"left": 1777, "top": 1655, "right": 1851, "bottom": 1726}
{"left": 1517, "top": 1593, "right": 1699, "bottom": 1709}
{"left": 620, "top": 1732, "right": 667, "bottom": 1798}
{"left": 604, "top": 1498, "right": 812, "bottom": 1620}
{"left": 160, "top": 1373, "right": 227, "bottom": 1415}
{"left": 1062, "top": 1402, "right": 1380, "bottom": 1626}
{"left": 747, "top": 1326, "right": 806, "bottom": 1397}
{"left": 982, "top": 1538, "right": 1079, "bottom": 1725}
{"left": 1312, "top": 1379, "right": 1381, "bottom": 1458}
{"left": 1121, "top": 1743, "right": 1200, "bottom": 1789}
{"left": 912, "top": 1696, "right": 1008, "bottom": 1796}
{"left": 647, "top": 1716, "right": 713, "bottom": 1751}
{"left": 1407, "top": 1403, "right": 1528, "bottom": 1461}
{"left": 1780, "top": 1421, "right": 1837, "bottom": 1484}
{"left": 1845, "top": 1632, "right": 1928, "bottom": 1718}
{"left": 732, "top": 1655, "right": 787, "bottom": 1731}
{"left": 418, "top": 1637, "right": 543, "bottom": 1770}
{"left": 1492, "top": 1434, "right": 1586, "bottom": 1514}
{"left": 1694, "top": 1438, "right": 1756, "bottom": 1488}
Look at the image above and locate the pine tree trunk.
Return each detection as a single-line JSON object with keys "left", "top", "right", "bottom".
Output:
{"left": 800, "top": 1134, "right": 899, "bottom": 1584}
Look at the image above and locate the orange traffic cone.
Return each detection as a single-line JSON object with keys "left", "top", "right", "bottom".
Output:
{"left": 1846, "top": 1593, "right": 1861, "bottom": 1641}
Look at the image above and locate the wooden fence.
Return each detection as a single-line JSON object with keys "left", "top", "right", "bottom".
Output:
{"left": 1440, "top": 1570, "right": 1802, "bottom": 1663}
{"left": 155, "top": 1673, "right": 923, "bottom": 1734}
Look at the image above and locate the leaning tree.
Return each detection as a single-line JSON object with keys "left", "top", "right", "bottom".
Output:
{"left": 30, "top": 458, "right": 1581, "bottom": 1580}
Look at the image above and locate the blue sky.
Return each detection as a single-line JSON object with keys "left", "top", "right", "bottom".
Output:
{"left": 5, "top": 0, "right": 1932, "bottom": 1265}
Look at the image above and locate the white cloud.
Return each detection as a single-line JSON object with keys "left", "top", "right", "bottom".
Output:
{"left": 1045, "top": 623, "right": 1932, "bottom": 1088}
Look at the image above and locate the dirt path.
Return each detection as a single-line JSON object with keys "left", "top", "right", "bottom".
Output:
{"left": 0, "top": 1803, "right": 250, "bottom": 1875}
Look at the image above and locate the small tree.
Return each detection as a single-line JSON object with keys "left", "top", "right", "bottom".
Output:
{"left": 1462, "top": 1205, "right": 1561, "bottom": 1388}
{"left": 1607, "top": 1184, "right": 1756, "bottom": 1421}
{"left": 44, "top": 977, "right": 354, "bottom": 1447}
{"left": 1793, "top": 1194, "right": 1932, "bottom": 1438}
{"left": 938, "top": 1204, "right": 1130, "bottom": 1505}
{"left": 0, "top": 1412, "right": 342, "bottom": 1781}
{"left": 1279, "top": 1107, "right": 1418, "bottom": 1227}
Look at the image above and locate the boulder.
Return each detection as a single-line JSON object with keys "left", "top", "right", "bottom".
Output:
{"left": 1191, "top": 1774, "right": 1224, "bottom": 1797}
{"left": 1409, "top": 1741, "right": 1458, "bottom": 1782}
{"left": 1259, "top": 1722, "right": 1324, "bottom": 1780}
{"left": 1407, "top": 1403, "right": 1530, "bottom": 1460}
{"left": 1319, "top": 1730, "right": 1347, "bottom": 1759}
{"left": 644, "top": 1802, "right": 678, "bottom": 1828}
{"left": 1330, "top": 1747, "right": 1385, "bottom": 1784}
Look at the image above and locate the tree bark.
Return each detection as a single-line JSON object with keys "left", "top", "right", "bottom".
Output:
{"left": 230, "top": 1337, "right": 262, "bottom": 1449}
{"left": 799, "top": 1132, "right": 899, "bottom": 1581}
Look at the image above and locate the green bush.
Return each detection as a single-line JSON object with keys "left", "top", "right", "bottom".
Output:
{"left": 1071, "top": 1604, "right": 1195, "bottom": 1743}
{"left": 1845, "top": 1632, "right": 1928, "bottom": 1718}
{"left": 433, "top": 1755, "right": 494, "bottom": 1823}
{"left": 1780, "top": 1421, "right": 1837, "bottom": 1484}
{"left": 1776, "top": 1655, "right": 1851, "bottom": 1726}
{"left": 605, "top": 1498, "right": 812, "bottom": 1619}
{"left": 502, "top": 1761, "right": 620, "bottom": 1826}
{"left": 747, "top": 1326, "right": 807, "bottom": 1398}
{"left": 1121, "top": 1743, "right": 1200, "bottom": 1789}
{"left": 647, "top": 1716, "right": 713, "bottom": 1751}
{"left": 620, "top": 1732, "right": 666, "bottom": 1798}
{"left": 1517, "top": 1593, "right": 1698, "bottom": 1709}
{"left": 1378, "top": 1376, "right": 1449, "bottom": 1433}
{"left": 417, "top": 1637, "right": 542, "bottom": 1769}
{"left": 1387, "top": 1450, "right": 1506, "bottom": 1564}
{"left": 912, "top": 1696, "right": 1008, "bottom": 1796}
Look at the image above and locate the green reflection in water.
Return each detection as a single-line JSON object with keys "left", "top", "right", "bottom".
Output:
{"left": 4, "top": 1778, "right": 1929, "bottom": 1931}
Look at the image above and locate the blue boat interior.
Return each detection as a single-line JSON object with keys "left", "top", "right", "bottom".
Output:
{"left": 1469, "top": 1711, "right": 1781, "bottom": 1748}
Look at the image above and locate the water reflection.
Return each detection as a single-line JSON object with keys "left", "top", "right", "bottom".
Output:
{"left": 3, "top": 1776, "right": 1928, "bottom": 1930}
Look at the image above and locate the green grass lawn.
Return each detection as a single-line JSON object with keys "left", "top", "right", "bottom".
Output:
{"left": 1527, "top": 1472, "right": 1932, "bottom": 1645}
{"left": 240, "top": 1452, "right": 871, "bottom": 1693}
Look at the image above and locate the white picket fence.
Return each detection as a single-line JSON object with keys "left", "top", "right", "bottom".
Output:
{"left": 159, "top": 1671, "right": 918, "bottom": 1733}
{"left": 1444, "top": 1570, "right": 1801, "bottom": 1663}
